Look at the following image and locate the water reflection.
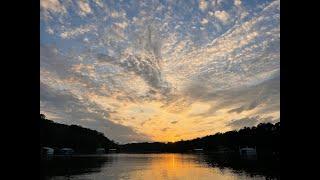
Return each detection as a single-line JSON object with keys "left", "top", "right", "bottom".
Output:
{"left": 42, "top": 153, "right": 279, "bottom": 180}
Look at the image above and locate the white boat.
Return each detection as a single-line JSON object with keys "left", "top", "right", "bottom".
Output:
{"left": 41, "top": 147, "right": 54, "bottom": 155}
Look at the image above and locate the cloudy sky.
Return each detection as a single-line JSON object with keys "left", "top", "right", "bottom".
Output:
{"left": 40, "top": 0, "right": 280, "bottom": 143}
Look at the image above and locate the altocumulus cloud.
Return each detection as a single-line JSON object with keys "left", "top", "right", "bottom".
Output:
{"left": 41, "top": 0, "right": 279, "bottom": 143}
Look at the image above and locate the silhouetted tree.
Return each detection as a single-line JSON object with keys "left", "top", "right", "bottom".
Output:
{"left": 40, "top": 114, "right": 279, "bottom": 156}
{"left": 120, "top": 122, "right": 280, "bottom": 156}
{"left": 40, "top": 114, "right": 118, "bottom": 154}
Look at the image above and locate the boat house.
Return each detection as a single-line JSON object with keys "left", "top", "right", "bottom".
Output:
{"left": 239, "top": 146, "right": 257, "bottom": 158}
{"left": 108, "top": 148, "right": 117, "bottom": 153}
{"left": 96, "top": 148, "right": 105, "bottom": 154}
{"left": 59, "top": 148, "right": 74, "bottom": 155}
{"left": 193, "top": 148, "right": 204, "bottom": 153}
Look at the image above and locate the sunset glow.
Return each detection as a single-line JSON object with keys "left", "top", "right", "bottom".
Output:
{"left": 41, "top": 0, "right": 280, "bottom": 143}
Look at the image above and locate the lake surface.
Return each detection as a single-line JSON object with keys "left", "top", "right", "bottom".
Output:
{"left": 42, "top": 153, "right": 279, "bottom": 180}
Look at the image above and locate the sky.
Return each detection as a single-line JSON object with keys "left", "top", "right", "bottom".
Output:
{"left": 40, "top": 0, "right": 280, "bottom": 144}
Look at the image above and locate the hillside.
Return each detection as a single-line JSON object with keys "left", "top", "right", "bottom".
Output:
{"left": 40, "top": 114, "right": 118, "bottom": 154}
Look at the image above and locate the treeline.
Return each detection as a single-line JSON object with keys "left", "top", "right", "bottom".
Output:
{"left": 120, "top": 122, "right": 280, "bottom": 155}
{"left": 40, "top": 114, "right": 279, "bottom": 155}
{"left": 40, "top": 114, "right": 117, "bottom": 154}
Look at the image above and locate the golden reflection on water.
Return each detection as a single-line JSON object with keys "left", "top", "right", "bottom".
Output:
{"left": 49, "top": 153, "right": 266, "bottom": 180}
{"left": 125, "top": 153, "right": 238, "bottom": 180}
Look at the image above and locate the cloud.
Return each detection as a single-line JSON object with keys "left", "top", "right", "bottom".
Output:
{"left": 40, "top": 0, "right": 66, "bottom": 14}
{"left": 214, "top": 10, "right": 230, "bottom": 23}
{"left": 97, "top": 53, "right": 165, "bottom": 93}
{"left": 201, "top": 18, "right": 209, "bottom": 25}
{"left": 227, "top": 116, "right": 276, "bottom": 129}
{"left": 199, "top": 0, "right": 208, "bottom": 11}
{"left": 227, "top": 76, "right": 280, "bottom": 114}
{"left": 40, "top": 45, "right": 72, "bottom": 78}
{"left": 40, "top": 0, "right": 279, "bottom": 142}
{"left": 95, "top": 25, "right": 173, "bottom": 97}
{"left": 184, "top": 73, "right": 279, "bottom": 120}
{"left": 234, "top": 0, "right": 242, "bottom": 7}
{"left": 46, "top": 27, "right": 54, "bottom": 34}
{"left": 60, "top": 24, "right": 97, "bottom": 39}
{"left": 40, "top": 82, "right": 152, "bottom": 143}
{"left": 78, "top": 0, "right": 92, "bottom": 16}
{"left": 163, "top": 0, "right": 279, "bottom": 94}
{"left": 114, "top": 21, "right": 128, "bottom": 30}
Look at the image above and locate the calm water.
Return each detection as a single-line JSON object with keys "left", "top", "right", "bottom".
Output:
{"left": 42, "top": 153, "right": 279, "bottom": 180}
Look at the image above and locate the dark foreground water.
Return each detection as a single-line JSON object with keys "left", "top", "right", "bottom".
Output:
{"left": 41, "top": 153, "right": 279, "bottom": 180}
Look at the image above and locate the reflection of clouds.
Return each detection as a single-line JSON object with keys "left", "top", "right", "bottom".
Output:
{"left": 41, "top": 0, "right": 279, "bottom": 143}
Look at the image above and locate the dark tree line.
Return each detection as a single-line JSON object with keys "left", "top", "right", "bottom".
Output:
{"left": 40, "top": 114, "right": 117, "bottom": 154}
{"left": 120, "top": 122, "right": 280, "bottom": 156}
{"left": 40, "top": 114, "right": 279, "bottom": 156}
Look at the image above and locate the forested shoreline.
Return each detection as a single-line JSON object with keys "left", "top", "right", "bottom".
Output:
{"left": 40, "top": 114, "right": 279, "bottom": 156}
